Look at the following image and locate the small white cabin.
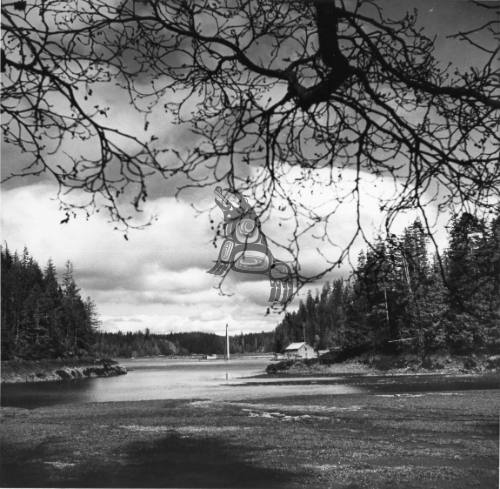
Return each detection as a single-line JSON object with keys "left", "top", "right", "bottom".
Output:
{"left": 284, "top": 342, "right": 316, "bottom": 359}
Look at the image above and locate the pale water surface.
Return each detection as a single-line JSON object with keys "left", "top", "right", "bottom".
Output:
{"left": 0, "top": 357, "right": 361, "bottom": 408}
{"left": 2, "top": 356, "right": 498, "bottom": 409}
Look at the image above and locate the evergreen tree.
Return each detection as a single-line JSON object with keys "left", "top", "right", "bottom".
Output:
{"left": 273, "top": 212, "right": 499, "bottom": 358}
{"left": 444, "top": 213, "right": 490, "bottom": 351}
{"left": 1, "top": 246, "right": 98, "bottom": 360}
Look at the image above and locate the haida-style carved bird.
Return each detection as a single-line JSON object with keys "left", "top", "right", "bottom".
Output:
{"left": 207, "top": 187, "right": 294, "bottom": 304}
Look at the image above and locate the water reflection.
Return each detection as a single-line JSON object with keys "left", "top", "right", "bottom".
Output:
{"left": 1, "top": 358, "right": 268, "bottom": 408}
{"left": 2, "top": 357, "right": 499, "bottom": 409}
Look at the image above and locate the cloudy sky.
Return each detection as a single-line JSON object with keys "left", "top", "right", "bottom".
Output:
{"left": 1, "top": 1, "right": 497, "bottom": 335}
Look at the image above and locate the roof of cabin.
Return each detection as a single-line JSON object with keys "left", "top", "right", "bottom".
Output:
{"left": 284, "top": 342, "right": 310, "bottom": 351}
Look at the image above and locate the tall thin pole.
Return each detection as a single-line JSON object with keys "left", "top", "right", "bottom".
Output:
{"left": 225, "top": 323, "right": 230, "bottom": 361}
{"left": 383, "top": 287, "right": 390, "bottom": 326}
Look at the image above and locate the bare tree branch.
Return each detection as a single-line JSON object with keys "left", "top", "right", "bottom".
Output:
{"left": 2, "top": 0, "right": 499, "bottom": 289}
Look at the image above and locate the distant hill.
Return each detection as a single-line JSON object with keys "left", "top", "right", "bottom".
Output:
{"left": 94, "top": 330, "right": 275, "bottom": 358}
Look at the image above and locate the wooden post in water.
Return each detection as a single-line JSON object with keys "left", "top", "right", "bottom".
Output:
{"left": 225, "top": 323, "right": 230, "bottom": 361}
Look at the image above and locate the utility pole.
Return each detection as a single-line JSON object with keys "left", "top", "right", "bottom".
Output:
{"left": 383, "top": 286, "right": 390, "bottom": 326}
{"left": 225, "top": 323, "right": 230, "bottom": 361}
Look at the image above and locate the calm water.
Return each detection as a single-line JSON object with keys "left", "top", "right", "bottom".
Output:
{"left": 2, "top": 357, "right": 499, "bottom": 409}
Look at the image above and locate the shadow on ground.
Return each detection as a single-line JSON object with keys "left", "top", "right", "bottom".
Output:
{"left": 1, "top": 434, "right": 295, "bottom": 488}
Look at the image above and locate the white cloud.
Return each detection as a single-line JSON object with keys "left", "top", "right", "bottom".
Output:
{"left": 1, "top": 171, "right": 447, "bottom": 334}
{"left": 0, "top": 183, "right": 285, "bottom": 333}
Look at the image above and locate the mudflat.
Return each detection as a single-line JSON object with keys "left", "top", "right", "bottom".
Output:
{"left": 1, "top": 388, "right": 498, "bottom": 488}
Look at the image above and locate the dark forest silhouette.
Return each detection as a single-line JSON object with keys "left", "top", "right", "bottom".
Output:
{"left": 1, "top": 247, "right": 98, "bottom": 360}
{"left": 95, "top": 330, "right": 274, "bottom": 358}
{"left": 0, "top": 248, "right": 274, "bottom": 359}
{"left": 274, "top": 212, "right": 500, "bottom": 356}
{"left": 2, "top": 209, "right": 498, "bottom": 362}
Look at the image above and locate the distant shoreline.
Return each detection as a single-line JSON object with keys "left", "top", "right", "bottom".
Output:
{"left": 1, "top": 358, "right": 127, "bottom": 384}
{"left": 119, "top": 353, "right": 274, "bottom": 362}
{"left": 266, "top": 353, "right": 500, "bottom": 376}
{"left": 1, "top": 354, "right": 277, "bottom": 384}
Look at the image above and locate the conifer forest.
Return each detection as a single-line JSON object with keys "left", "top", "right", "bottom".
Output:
{"left": 2, "top": 211, "right": 499, "bottom": 361}
{"left": 274, "top": 212, "right": 500, "bottom": 356}
{"left": 1, "top": 248, "right": 99, "bottom": 360}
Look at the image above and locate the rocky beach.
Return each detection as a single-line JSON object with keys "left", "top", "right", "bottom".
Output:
{"left": 1, "top": 358, "right": 127, "bottom": 384}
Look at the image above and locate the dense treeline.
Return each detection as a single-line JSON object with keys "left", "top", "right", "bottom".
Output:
{"left": 0, "top": 244, "right": 274, "bottom": 360}
{"left": 4, "top": 210, "right": 498, "bottom": 362}
{"left": 1, "top": 246, "right": 99, "bottom": 360}
{"left": 274, "top": 213, "right": 500, "bottom": 356}
{"left": 94, "top": 330, "right": 274, "bottom": 358}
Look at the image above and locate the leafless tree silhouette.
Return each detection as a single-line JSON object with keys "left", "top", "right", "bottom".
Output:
{"left": 2, "top": 0, "right": 499, "bottom": 293}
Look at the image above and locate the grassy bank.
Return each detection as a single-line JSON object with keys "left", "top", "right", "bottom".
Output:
{"left": 0, "top": 358, "right": 127, "bottom": 384}
{"left": 1, "top": 389, "right": 498, "bottom": 488}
